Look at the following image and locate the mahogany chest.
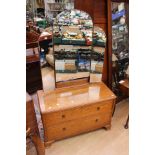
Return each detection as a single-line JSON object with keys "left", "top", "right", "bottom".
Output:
{"left": 37, "top": 82, "right": 116, "bottom": 146}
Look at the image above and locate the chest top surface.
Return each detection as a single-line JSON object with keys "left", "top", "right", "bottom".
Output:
{"left": 37, "top": 82, "right": 116, "bottom": 113}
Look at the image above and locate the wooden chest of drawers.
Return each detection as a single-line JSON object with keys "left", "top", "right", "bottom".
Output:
{"left": 37, "top": 82, "right": 116, "bottom": 146}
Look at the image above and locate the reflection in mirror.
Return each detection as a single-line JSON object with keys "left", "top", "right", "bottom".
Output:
{"left": 26, "top": 0, "right": 77, "bottom": 91}
{"left": 90, "top": 26, "right": 106, "bottom": 83}
{"left": 111, "top": 2, "right": 129, "bottom": 94}
{"left": 26, "top": 0, "right": 36, "bottom": 21}
{"left": 44, "top": 0, "right": 75, "bottom": 19}
{"left": 53, "top": 9, "right": 93, "bottom": 87}
{"left": 38, "top": 23, "right": 54, "bottom": 92}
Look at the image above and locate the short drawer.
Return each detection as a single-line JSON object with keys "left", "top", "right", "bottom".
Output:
{"left": 42, "top": 100, "right": 114, "bottom": 127}
{"left": 44, "top": 113, "right": 111, "bottom": 142}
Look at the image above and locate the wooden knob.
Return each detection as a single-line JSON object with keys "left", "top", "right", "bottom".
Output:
{"left": 97, "top": 107, "right": 100, "bottom": 111}
{"left": 62, "top": 127, "right": 66, "bottom": 131}
{"left": 62, "top": 114, "right": 65, "bottom": 118}
{"left": 95, "top": 119, "right": 98, "bottom": 122}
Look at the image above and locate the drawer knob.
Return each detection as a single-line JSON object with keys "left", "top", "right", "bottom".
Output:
{"left": 62, "top": 127, "right": 66, "bottom": 131}
{"left": 97, "top": 107, "right": 100, "bottom": 111}
{"left": 62, "top": 114, "right": 65, "bottom": 118}
{"left": 95, "top": 119, "right": 99, "bottom": 122}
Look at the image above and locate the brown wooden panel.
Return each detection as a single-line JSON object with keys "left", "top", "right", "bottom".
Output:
{"left": 74, "top": 0, "right": 94, "bottom": 19}
{"left": 94, "top": 23, "right": 107, "bottom": 34}
{"left": 56, "top": 78, "right": 89, "bottom": 88}
{"left": 94, "top": 0, "right": 107, "bottom": 23}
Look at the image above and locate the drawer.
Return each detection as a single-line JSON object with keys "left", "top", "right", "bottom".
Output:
{"left": 44, "top": 113, "right": 111, "bottom": 142}
{"left": 42, "top": 100, "right": 113, "bottom": 127}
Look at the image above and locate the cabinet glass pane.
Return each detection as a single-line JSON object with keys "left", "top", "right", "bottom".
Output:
{"left": 111, "top": 2, "right": 129, "bottom": 93}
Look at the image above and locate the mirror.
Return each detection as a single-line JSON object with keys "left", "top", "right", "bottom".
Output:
{"left": 53, "top": 9, "right": 93, "bottom": 87}
{"left": 26, "top": 0, "right": 77, "bottom": 91}
{"left": 90, "top": 26, "right": 106, "bottom": 83}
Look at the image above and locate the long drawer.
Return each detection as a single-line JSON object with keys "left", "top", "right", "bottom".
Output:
{"left": 44, "top": 113, "right": 111, "bottom": 142}
{"left": 42, "top": 100, "right": 113, "bottom": 127}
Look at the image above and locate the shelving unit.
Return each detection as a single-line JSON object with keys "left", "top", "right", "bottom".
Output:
{"left": 44, "top": 0, "right": 74, "bottom": 19}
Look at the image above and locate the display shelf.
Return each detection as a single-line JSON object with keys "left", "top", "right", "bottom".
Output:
{"left": 47, "top": 9, "right": 64, "bottom": 11}
{"left": 53, "top": 42, "right": 92, "bottom": 46}
{"left": 54, "top": 48, "right": 91, "bottom": 73}
{"left": 93, "top": 42, "right": 106, "bottom": 47}
{"left": 93, "top": 27, "right": 106, "bottom": 47}
{"left": 112, "top": 23, "right": 125, "bottom": 28}
{"left": 44, "top": 0, "right": 74, "bottom": 19}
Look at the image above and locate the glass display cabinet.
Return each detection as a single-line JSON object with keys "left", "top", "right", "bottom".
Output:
{"left": 111, "top": 1, "right": 129, "bottom": 95}
{"left": 53, "top": 9, "right": 93, "bottom": 87}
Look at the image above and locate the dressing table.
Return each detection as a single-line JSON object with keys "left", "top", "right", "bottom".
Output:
{"left": 37, "top": 9, "right": 116, "bottom": 147}
{"left": 37, "top": 82, "right": 116, "bottom": 147}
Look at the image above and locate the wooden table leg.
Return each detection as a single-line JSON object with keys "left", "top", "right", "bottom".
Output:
{"left": 31, "top": 135, "right": 45, "bottom": 155}
{"left": 26, "top": 128, "right": 45, "bottom": 155}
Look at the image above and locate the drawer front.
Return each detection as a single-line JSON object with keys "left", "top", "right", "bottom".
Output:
{"left": 44, "top": 113, "right": 111, "bottom": 142}
{"left": 42, "top": 100, "right": 114, "bottom": 127}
